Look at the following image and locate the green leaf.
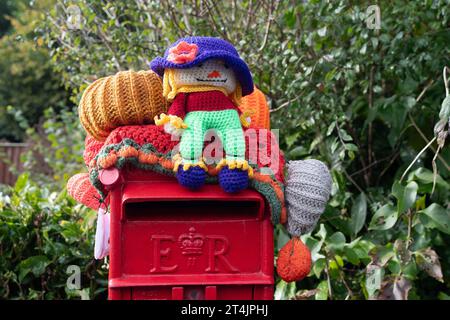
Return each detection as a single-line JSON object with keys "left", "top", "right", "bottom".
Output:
{"left": 405, "top": 96, "right": 416, "bottom": 109}
{"left": 369, "top": 204, "right": 398, "bottom": 230}
{"left": 411, "top": 168, "right": 449, "bottom": 189}
{"left": 420, "top": 204, "right": 450, "bottom": 234}
{"left": 315, "top": 280, "right": 329, "bottom": 300}
{"left": 317, "top": 26, "right": 327, "bottom": 37}
{"left": 327, "top": 232, "right": 346, "bottom": 251}
{"left": 313, "top": 258, "right": 326, "bottom": 278}
{"left": 274, "top": 280, "right": 296, "bottom": 300}
{"left": 393, "top": 181, "right": 418, "bottom": 213}
{"left": 439, "top": 95, "right": 450, "bottom": 120}
{"left": 18, "top": 256, "right": 50, "bottom": 281}
{"left": 401, "top": 181, "right": 418, "bottom": 213}
{"left": 14, "top": 173, "right": 29, "bottom": 193}
{"left": 350, "top": 193, "right": 367, "bottom": 236}
{"left": 344, "top": 247, "right": 360, "bottom": 265}
{"left": 289, "top": 145, "right": 309, "bottom": 158}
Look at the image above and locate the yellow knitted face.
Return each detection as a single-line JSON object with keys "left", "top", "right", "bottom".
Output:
{"left": 172, "top": 59, "right": 237, "bottom": 94}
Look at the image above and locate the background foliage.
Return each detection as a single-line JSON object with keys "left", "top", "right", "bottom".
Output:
{"left": 0, "top": 0, "right": 72, "bottom": 142}
{"left": 0, "top": 0, "right": 449, "bottom": 299}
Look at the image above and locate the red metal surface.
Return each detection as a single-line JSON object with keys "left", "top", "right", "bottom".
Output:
{"left": 102, "top": 167, "right": 274, "bottom": 300}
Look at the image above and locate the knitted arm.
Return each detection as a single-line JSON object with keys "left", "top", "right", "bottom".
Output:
{"left": 167, "top": 93, "right": 186, "bottom": 119}
{"left": 154, "top": 94, "right": 187, "bottom": 134}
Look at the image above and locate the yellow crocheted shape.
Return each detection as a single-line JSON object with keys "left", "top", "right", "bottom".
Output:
{"left": 216, "top": 158, "right": 254, "bottom": 177}
{"left": 239, "top": 86, "right": 270, "bottom": 129}
{"left": 172, "top": 154, "right": 208, "bottom": 172}
{"left": 239, "top": 110, "right": 255, "bottom": 128}
{"left": 154, "top": 113, "right": 188, "bottom": 129}
{"left": 79, "top": 70, "right": 167, "bottom": 141}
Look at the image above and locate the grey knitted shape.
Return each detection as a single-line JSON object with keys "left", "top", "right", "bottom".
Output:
{"left": 285, "top": 159, "right": 332, "bottom": 236}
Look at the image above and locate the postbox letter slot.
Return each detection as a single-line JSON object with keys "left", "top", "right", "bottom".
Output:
{"left": 124, "top": 200, "right": 262, "bottom": 221}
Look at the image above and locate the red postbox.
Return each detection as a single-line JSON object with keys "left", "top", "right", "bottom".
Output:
{"left": 99, "top": 167, "right": 274, "bottom": 300}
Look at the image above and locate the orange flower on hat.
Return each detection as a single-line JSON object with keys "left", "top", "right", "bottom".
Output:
{"left": 167, "top": 41, "right": 198, "bottom": 64}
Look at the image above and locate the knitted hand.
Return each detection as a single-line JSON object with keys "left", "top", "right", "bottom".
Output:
{"left": 239, "top": 110, "right": 255, "bottom": 128}
{"left": 154, "top": 113, "right": 187, "bottom": 136}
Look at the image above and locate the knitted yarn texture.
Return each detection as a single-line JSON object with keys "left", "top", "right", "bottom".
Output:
{"left": 172, "top": 59, "right": 238, "bottom": 95}
{"left": 239, "top": 87, "right": 271, "bottom": 130}
{"left": 79, "top": 70, "right": 167, "bottom": 141}
{"left": 150, "top": 36, "right": 254, "bottom": 96}
{"left": 67, "top": 173, "right": 103, "bottom": 210}
{"left": 179, "top": 109, "right": 246, "bottom": 162}
{"left": 284, "top": 159, "right": 332, "bottom": 236}
{"left": 276, "top": 237, "right": 312, "bottom": 282}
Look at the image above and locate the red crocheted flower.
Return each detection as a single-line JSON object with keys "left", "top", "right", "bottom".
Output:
{"left": 167, "top": 41, "right": 198, "bottom": 64}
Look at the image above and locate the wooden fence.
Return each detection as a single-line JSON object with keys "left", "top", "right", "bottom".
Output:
{"left": 0, "top": 142, "right": 29, "bottom": 185}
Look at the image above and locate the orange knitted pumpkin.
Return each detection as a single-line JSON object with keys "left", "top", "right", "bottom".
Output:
{"left": 239, "top": 86, "right": 270, "bottom": 129}
{"left": 79, "top": 70, "right": 168, "bottom": 141}
{"left": 277, "top": 237, "right": 312, "bottom": 282}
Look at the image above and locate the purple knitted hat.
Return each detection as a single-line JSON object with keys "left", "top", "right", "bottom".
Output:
{"left": 150, "top": 36, "right": 254, "bottom": 96}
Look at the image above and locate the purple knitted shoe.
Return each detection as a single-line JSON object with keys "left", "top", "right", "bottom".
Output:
{"left": 218, "top": 166, "right": 249, "bottom": 193}
{"left": 176, "top": 166, "right": 207, "bottom": 189}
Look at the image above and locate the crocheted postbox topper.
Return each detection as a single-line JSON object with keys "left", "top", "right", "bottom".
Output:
{"left": 150, "top": 37, "right": 254, "bottom": 96}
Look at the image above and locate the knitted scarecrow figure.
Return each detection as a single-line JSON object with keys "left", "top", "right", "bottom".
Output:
{"left": 151, "top": 37, "right": 254, "bottom": 192}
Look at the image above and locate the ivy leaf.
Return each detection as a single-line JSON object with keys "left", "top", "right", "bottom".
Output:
{"left": 415, "top": 248, "right": 444, "bottom": 282}
{"left": 350, "top": 193, "right": 367, "bottom": 236}
{"left": 369, "top": 204, "right": 398, "bottom": 230}
{"left": 420, "top": 204, "right": 450, "bottom": 234}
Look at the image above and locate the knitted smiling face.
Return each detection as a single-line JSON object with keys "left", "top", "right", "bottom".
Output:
{"left": 172, "top": 59, "right": 237, "bottom": 94}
